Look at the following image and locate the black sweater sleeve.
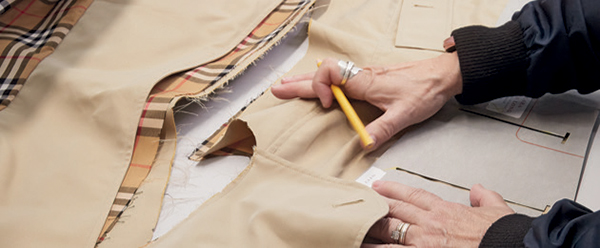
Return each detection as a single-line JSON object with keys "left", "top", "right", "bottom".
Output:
{"left": 452, "top": 0, "right": 600, "bottom": 105}
{"left": 479, "top": 199, "right": 600, "bottom": 248}
{"left": 479, "top": 214, "right": 534, "bottom": 247}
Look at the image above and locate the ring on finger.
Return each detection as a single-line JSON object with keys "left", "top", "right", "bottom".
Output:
{"left": 391, "top": 221, "right": 411, "bottom": 245}
{"left": 399, "top": 222, "right": 411, "bottom": 245}
{"left": 391, "top": 222, "right": 402, "bottom": 244}
{"left": 337, "top": 60, "right": 362, "bottom": 86}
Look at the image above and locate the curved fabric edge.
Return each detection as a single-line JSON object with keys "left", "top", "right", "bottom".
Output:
{"left": 146, "top": 148, "right": 388, "bottom": 248}
{"left": 0, "top": 0, "right": 289, "bottom": 247}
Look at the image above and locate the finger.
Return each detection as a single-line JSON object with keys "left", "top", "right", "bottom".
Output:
{"left": 469, "top": 184, "right": 510, "bottom": 209}
{"left": 361, "top": 243, "right": 410, "bottom": 248}
{"left": 281, "top": 72, "right": 314, "bottom": 84}
{"left": 367, "top": 217, "right": 402, "bottom": 244}
{"left": 364, "top": 110, "right": 406, "bottom": 150}
{"left": 366, "top": 217, "right": 419, "bottom": 248}
{"left": 372, "top": 180, "right": 443, "bottom": 211}
{"left": 312, "top": 58, "right": 340, "bottom": 108}
{"left": 383, "top": 197, "right": 428, "bottom": 225}
{"left": 271, "top": 80, "right": 317, "bottom": 99}
{"left": 361, "top": 243, "right": 403, "bottom": 248}
{"left": 367, "top": 217, "right": 418, "bottom": 245}
{"left": 341, "top": 67, "right": 373, "bottom": 101}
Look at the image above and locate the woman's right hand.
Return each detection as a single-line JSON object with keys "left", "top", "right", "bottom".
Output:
{"left": 271, "top": 53, "right": 463, "bottom": 150}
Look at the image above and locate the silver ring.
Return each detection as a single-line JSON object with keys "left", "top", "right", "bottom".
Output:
{"left": 336, "top": 60, "right": 362, "bottom": 86}
{"left": 341, "top": 61, "right": 353, "bottom": 86}
{"left": 399, "top": 222, "right": 411, "bottom": 245}
{"left": 391, "top": 222, "right": 402, "bottom": 244}
{"left": 391, "top": 222, "right": 411, "bottom": 245}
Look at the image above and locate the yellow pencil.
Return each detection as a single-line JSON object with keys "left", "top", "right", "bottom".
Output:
{"left": 317, "top": 61, "right": 375, "bottom": 149}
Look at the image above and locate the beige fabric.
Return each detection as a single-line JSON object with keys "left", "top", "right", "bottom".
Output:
{"left": 0, "top": 0, "right": 284, "bottom": 247}
{"left": 96, "top": 107, "right": 177, "bottom": 248}
{"left": 97, "top": 1, "right": 315, "bottom": 244}
{"left": 202, "top": 95, "right": 385, "bottom": 180}
{"left": 150, "top": 0, "right": 507, "bottom": 247}
{"left": 395, "top": 0, "right": 508, "bottom": 51}
{"left": 148, "top": 149, "right": 388, "bottom": 248}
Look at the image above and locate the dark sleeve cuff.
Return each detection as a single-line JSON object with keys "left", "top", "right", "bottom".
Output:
{"left": 479, "top": 214, "right": 534, "bottom": 248}
{"left": 452, "top": 21, "right": 529, "bottom": 105}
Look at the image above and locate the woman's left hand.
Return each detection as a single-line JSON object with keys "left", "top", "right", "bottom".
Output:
{"left": 363, "top": 181, "right": 515, "bottom": 248}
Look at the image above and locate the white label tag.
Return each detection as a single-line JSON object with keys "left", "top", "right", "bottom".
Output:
{"left": 486, "top": 96, "right": 531, "bottom": 119}
{"left": 355, "top": 166, "right": 386, "bottom": 187}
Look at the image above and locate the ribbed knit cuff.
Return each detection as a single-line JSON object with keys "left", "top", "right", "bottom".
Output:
{"left": 479, "top": 214, "right": 535, "bottom": 248}
{"left": 452, "top": 21, "right": 528, "bottom": 105}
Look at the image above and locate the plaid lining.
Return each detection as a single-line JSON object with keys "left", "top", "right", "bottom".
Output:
{"left": 189, "top": 96, "right": 261, "bottom": 160}
{"left": 0, "top": 0, "right": 92, "bottom": 111}
{"left": 97, "top": 0, "right": 314, "bottom": 243}
{"left": 0, "top": 0, "right": 19, "bottom": 14}
{"left": 188, "top": 2, "right": 314, "bottom": 161}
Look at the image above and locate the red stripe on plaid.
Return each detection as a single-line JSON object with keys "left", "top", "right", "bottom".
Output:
{"left": 13, "top": 6, "right": 46, "bottom": 18}
{"left": 0, "top": 0, "right": 35, "bottom": 33}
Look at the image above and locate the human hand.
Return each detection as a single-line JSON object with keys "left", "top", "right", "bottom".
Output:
{"left": 271, "top": 53, "right": 463, "bottom": 150}
{"left": 363, "top": 181, "right": 514, "bottom": 248}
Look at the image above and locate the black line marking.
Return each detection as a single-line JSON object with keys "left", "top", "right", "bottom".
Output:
{"left": 459, "top": 108, "right": 570, "bottom": 143}
{"left": 394, "top": 167, "right": 545, "bottom": 212}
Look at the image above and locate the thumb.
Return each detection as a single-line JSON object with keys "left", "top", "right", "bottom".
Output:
{"left": 469, "top": 184, "right": 508, "bottom": 208}
{"left": 364, "top": 110, "right": 405, "bottom": 150}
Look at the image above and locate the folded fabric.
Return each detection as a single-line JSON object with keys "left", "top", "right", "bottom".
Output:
{"left": 97, "top": 1, "right": 315, "bottom": 246}
{"left": 0, "top": 0, "right": 293, "bottom": 247}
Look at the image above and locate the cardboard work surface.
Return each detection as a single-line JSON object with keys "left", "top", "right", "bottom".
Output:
{"left": 372, "top": 94, "right": 599, "bottom": 213}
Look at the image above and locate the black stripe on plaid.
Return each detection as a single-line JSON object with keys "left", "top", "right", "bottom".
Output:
{"left": 0, "top": 0, "right": 76, "bottom": 109}
{"left": 0, "top": 0, "right": 18, "bottom": 14}
{"left": 279, "top": 0, "right": 310, "bottom": 12}
{"left": 0, "top": 78, "right": 19, "bottom": 97}
{"left": 15, "top": 25, "right": 60, "bottom": 48}
{"left": 208, "top": 64, "right": 236, "bottom": 85}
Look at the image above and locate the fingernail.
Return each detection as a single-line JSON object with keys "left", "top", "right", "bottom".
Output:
{"left": 371, "top": 180, "right": 382, "bottom": 188}
{"left": 367, "top": 135, "right": 377, "bottom": 150}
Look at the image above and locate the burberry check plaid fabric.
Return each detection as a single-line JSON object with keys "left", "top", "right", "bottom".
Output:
{"left": 97, "top": 0, "right": 314, "bottom": 243}
{"left": 0, "top": 0, "right": 18, "bottom": 14}
{"left": 0, "top": 0, "right": 91, "bottom": 111}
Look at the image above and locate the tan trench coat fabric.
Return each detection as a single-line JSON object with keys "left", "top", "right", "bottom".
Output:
{"left": 151, "top": 0, "right": 507, "bottom": 247}
{"left": 0, "top": 0, "right": 286, "bottom": 247}
{"left": 148, "top": 149, "right": 389, "bottom": 248}
{"left": 97, "top": 1, "right": 314, "bottom": 245}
